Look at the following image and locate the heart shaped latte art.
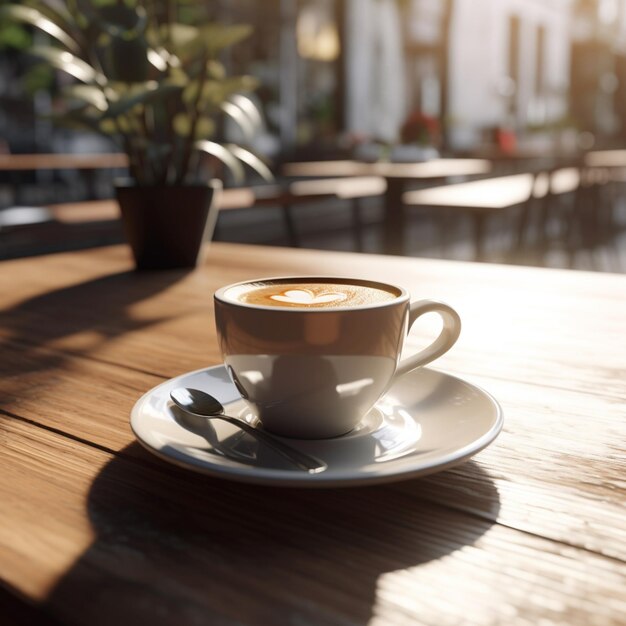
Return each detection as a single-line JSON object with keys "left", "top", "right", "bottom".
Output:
{"left": 270, "top": 289, "right": 348, "bottom": 305}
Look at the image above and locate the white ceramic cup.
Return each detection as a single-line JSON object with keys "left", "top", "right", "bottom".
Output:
{"left": 214, "top": 277, "right": 461, "bottom": 439}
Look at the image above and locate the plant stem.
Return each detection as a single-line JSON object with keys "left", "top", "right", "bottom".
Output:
{"left": 177, "top": 53, "right": 209, "bottom": 184}
{"left": 160, "top": 91, "right": 179, "bottom": 183}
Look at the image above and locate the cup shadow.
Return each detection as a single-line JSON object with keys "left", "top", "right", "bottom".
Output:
{"left": 41, "top": 443, "right": 501, "bottom": 626}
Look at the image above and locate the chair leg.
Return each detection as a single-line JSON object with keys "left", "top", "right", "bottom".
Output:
{"left": 438, "top": 208, "right": 452, "bottom": 258}
{"left": 537, "top": 196, "right": 551, "bottom": 258}
{"left": 515, "top": 201, "right": 532, "bottom": 252}
{"left": 281, "top": 203, "right": 299, "bottom": 247}
{"left": 472, "top": 213, "right": 487, "bottom": 262}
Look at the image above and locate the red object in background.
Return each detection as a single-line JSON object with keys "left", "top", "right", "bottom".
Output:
{"left": 495, "top": 127, "right": 517, "bottom": 154}
{"left": 400, "top": 111, "right": 440, "bottom": 146}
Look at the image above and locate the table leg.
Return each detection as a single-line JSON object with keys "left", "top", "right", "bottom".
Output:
{"left": 351, "top": 198, "right": 364, "bottom": 252}
{"left": 515, "top": 200, "right": 532, "bottom": 252}
{"left": 472, "top": 213, "right": 487, "bottom": 262}
{"left": 382, "top": 178, "right": 406, "bottom": 255}
{"left": 281, "top": 203, "right": 299, "bottom": 247}
{"left": 84, "top": 168, "right": 98, "bottom": 200}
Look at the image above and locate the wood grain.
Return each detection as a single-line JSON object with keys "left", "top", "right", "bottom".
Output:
{"left": 0, "top": 153, "right": 128, "bottom": 171}
{"left": 1, "top": 243, "right": 624, "bottom": 395}
{"left": 1, "top": 242, "right": 625, "bottom": 625}
{"left": 1, "top": 416, "right": 625, "bottom": 626}
{"left": 1, "top": 336, "right": 624, "bottom": 562}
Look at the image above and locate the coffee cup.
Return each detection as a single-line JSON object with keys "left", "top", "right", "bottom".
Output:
{"left": 214, "top": 277, "right": 461, "bottom": 439}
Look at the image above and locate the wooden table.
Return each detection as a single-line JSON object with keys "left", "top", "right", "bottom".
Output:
{"left": 283, "top": 159, "right": 492, "bottom": 254}
{"left": 35, "top": 177, "right": 385, "bottom": 251}
{"left": 584, "top": 149, "right": 626, "bottom": 168}
{"left": 402, "top": 170, "right": 581, "bottom": 260}
{"left": 0, "top": 153, "right": 129, "bottom": 202}
{"left": 1, "top": 243, "right": 625, "bottom": 625}
{"left": 0, "top": 153, "right": 129, "bottom": 171}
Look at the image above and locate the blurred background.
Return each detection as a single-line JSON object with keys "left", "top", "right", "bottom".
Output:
{"left": 2, "top": 0, "right": 626, "bottom": 271}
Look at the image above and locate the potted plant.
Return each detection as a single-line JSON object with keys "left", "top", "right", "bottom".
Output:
{"left": 393, "top": 110, "right": 441, "bottom": 162}
{"left": 2, "top": 0, "right": 272, "bottom": 269}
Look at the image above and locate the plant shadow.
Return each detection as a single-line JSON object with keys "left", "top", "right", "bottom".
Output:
{"left": 0, "top": 269, "right": 190, "bottom": 411}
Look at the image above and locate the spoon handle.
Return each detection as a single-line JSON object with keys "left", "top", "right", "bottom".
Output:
{"left": 217, "top": 415, "right": 326, "bottom": 473}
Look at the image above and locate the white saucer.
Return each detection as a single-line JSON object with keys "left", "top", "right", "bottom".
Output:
{"left": 130, "top": 365, "right": 503, "bottom": 487}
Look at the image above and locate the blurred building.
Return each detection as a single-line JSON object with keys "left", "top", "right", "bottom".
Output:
{"left": 4, "top": 0, "right": 626, "bottom": 159}
{"left": 447, "top": 0, "right": 573, "bottom": 150}
{"left": 313, "top": 0, "right": 626, "bottom": 153}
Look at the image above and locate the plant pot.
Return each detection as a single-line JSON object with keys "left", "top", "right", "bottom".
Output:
{"left": 116, "top": 182, "right": 220, "bottom": 270}
{"left": 390, "top": 144, "right": 440, "bottom": 163}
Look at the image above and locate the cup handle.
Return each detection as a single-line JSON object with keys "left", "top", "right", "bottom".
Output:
{"left": 394, "top": 300, "right": 461, "bottom": 378}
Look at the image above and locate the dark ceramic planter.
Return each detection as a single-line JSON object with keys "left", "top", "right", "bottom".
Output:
{"left": 116, "top": 183, "right": 219, "bottom": 270}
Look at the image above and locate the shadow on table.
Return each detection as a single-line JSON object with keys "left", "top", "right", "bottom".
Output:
{"left": 0, "top": 269, "right": 188, "bottom": 409}
{"left": 42, "top": 444, "right": 501, "bottom": 626}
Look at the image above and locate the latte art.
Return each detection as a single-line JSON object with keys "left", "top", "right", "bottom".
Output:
{"left": 270, "top": 289, "right": 348, "bottom": 305}
{"left": 233, "top": 281, "right": 398, "bottom": 308}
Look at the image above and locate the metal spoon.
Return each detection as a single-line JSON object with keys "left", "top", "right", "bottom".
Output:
{"left": 169, "top": 388, "right": 326, "bottom": 473}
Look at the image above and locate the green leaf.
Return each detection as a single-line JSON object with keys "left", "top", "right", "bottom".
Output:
{"left": 178, "top": 23, "right": 253, "bottom": 60}
{"left": 166, "top": 23, "right": 199, "bottom": 47}
{"left": 184, "top": 76, "right": 259, "bottom": 107}
{"left": 195, "top": 117, "right": 215, "bottom": 139}
{"left": 229, "top": 94, "right": 264, "bottom": 129}
{"left": 48, "top": 106, "right": 104, "bottom": 134}
{"left": 195, "top": 140, "right": 244, "bottom": 184}
{"left": 99, "top": 118, "right": 118, "bottom": 134}
{"left": 103, "top": 83, "right": 183, "bottom": 118}
{"left": 0, "top": 5, "right": 79, "bottom": 52}
{"left": 198, "top": 23, "right": 253, "bottom": 52}
{"left": 221, "top": 101, "right": 254, "bottom": 140}
{"left": 226, "top": 144, "right": 274, "bottom": 182}
{"left": 173, "top": 113, "right": 191, "bottom": 136}
{"left": 173, "top": 114, "right": 215, "bottom": 139}
{"left": 62, "top": 84, "right": 108, "bottom": 111}
{"left": 0, "top": 22, "right": 32, "bottom": 50}
{"left": 172, "top": 113, "right": 215, "bottom": 139}
{"left": 25, "top": 0, "right": 84, "bottom": 47}
{"left": 30, "top": 45, "right": 104, "bottom": 84}
{"left": 207, "top": 60, "right": 226, "bottom": 80}
{"left": 147, "top": 47, "right": 168, "bottom": 72}
{"left": 116, "top": 113, "right": 134, "bottom": 133}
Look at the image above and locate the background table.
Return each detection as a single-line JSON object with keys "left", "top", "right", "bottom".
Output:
{"left": 402, "top": 169, "right": 581, "bottom": 260}
{"left": 1, "top": 243, "right": 625, "bottom": 625}
{"left": 283, "top": 159, "right": 492, "bottom": 254}
{"left": 0, "top": 153, "right": 129, "bottom": 203}
{"left": 0, "top": 153, "right": 129, "bottom": 171}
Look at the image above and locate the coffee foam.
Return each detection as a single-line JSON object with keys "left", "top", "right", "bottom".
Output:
{"left": 228, "top": 281, "right": 398, "bottom": 309}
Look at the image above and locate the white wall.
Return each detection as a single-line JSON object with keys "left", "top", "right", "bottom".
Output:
{"left": 344, "top": 0, "right": 573, "bottom": 149}
{"left": 448, "top": 0, "right": 573, "bottom": 149}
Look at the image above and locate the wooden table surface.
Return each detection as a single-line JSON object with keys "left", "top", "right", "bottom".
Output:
{"left": 585, "top": 149, "right": 626, "bottom": 168}
{"left": 1, "top": 243, "right": 625, "bottom": 625}
{"left": 282, "top": 158, "right": 491, "bottom": 179}
{"left": 403, "top": 173, "right": 536, "bottom": 210}
{"left": 283, "top": 159, "right": 492, "bottom": 255}
{"left": 402, "top": 169, "right": 583, "bottom": 261}
{"left": 0, "top": 153, "right": 129, "bottom": 171}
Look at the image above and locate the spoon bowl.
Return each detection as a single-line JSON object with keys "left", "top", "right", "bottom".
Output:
{"left": 170, "top": 388, "right": 327, "bottom": 473}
